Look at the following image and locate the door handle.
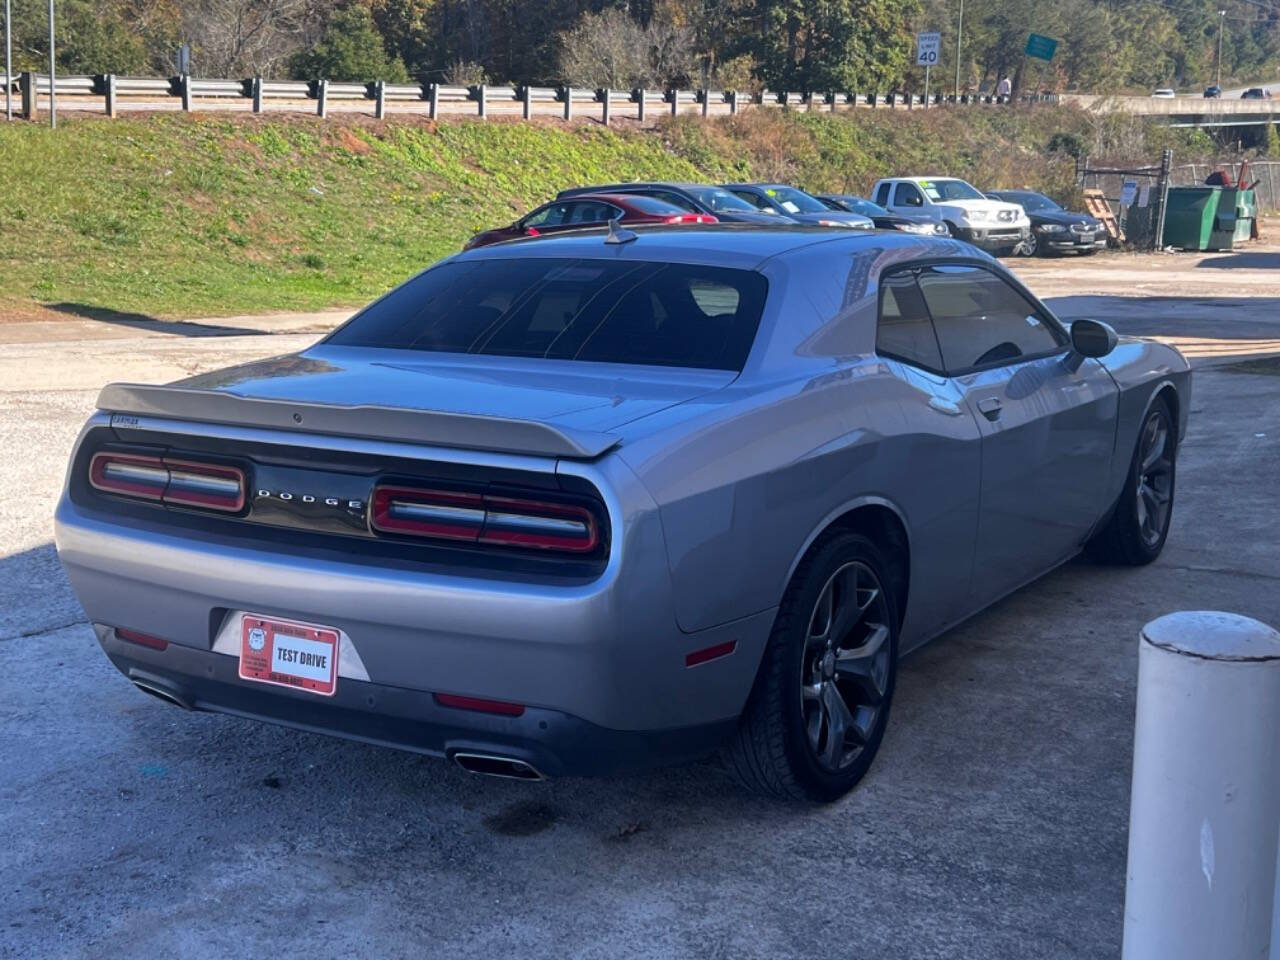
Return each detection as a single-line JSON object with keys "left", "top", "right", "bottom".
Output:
{"left": 977, "top": 397, "right": 1004, "bottom": 421}
{"left": 928, "top": 397, "right": 962, "bottom": 416}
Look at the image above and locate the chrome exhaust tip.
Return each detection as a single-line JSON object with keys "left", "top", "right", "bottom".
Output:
{"left": 452, "top": 751, "right": 545, "bottom": 781}
{"left": 130, "top": 675, "right": 193, "bottom": 710}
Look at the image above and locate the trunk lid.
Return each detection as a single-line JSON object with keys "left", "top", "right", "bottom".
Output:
{"left": 103, "top": 345, "right": 736, "bottom": 458}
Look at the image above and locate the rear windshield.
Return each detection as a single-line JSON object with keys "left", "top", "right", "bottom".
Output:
{"left": 326, "top": 258, "right": 768, "bottom": 371}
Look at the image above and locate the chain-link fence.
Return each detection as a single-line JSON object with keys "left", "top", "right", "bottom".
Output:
{"left": 1173, "top": 161, "right": 1279, "bottom": 213}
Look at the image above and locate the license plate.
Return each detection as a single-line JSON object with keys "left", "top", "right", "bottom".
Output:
{"left": 239, "top": 614, "right": 339, "bottom": 697}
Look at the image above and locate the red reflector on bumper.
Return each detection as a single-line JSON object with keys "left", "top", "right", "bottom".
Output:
{"left": 434, "top": 693, "right": 526, "bottom": 717}
{"left": 116, "top": 628, "right": 169, "bottom": 651}
{"left": 685, "top": 640, "right": 737, "bottom": 667}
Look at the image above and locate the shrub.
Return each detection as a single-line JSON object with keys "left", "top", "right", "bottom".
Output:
{"left": 557, "top": 7, "right": 696, "bottom": 90}
{"left": 290, "top": 5, "right": 409, "bottom": 83}
{"left": 1047, "top": 131, "right": 1084, "bottom": 158}
{"left": 442, "top": 59, "right": 488, "bottom": 86}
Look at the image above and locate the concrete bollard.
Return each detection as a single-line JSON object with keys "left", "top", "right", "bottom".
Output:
{"left": 104, "top": 73, "right": 116, "bottom": 118}
{"left": 251, "top": 76, "right": 262, "bottom": 114}
{"left": 316, "top": 78, "right": 327, "bottom": 117}
{"left": 1123, "top": 611, "right": 1280, "bottom": 960}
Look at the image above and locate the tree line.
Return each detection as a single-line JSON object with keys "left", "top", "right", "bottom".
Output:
{"left": 2, "top": 0, "right": 1277, "bottom": 95}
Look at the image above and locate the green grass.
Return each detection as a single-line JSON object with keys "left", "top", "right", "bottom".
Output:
{"left": 0, "top": 108, "right": 1209, "bottom": 319}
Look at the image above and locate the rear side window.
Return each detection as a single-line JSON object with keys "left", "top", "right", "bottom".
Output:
{"left": 327, "top": 258, "right": 768, "bottom": 371}
{"left": 877, "top": 273, "right": 943, "bottom": 371}
{"left": 874, "top": 183, "right": 891, "bottom": 206}
{"left": 917, "top": 265, "right": 1065, "bottom": 372}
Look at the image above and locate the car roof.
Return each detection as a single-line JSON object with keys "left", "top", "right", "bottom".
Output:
{"left": 561, "top": 192, "right": 683, "bottom": 208}
{"left": 558, "top": 182, "right": 709, "bottom": 197}
{"left": 451, "top": 222, "right": 927, "bottom": 270}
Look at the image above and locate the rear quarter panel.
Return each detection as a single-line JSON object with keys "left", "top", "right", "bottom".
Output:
{"left": 614, "top": 246, "right": 982, "bottom": 647}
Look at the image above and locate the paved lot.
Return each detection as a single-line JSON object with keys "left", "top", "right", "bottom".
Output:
{"left": 1, "top": 248, "right": 1278, "bottom": 959}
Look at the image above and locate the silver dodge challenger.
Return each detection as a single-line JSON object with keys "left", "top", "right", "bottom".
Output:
{"left": 55, "top": 225, "right": 1190, "bottom": 801}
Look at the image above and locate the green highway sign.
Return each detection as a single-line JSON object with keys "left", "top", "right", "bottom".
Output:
{"left": 1025, "top": 33, "right": 1058, "bottom": 61}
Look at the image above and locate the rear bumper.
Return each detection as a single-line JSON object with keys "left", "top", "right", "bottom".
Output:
{"left": 99, "top": 626, "right": 736, "bottom": 777}
{"left": 55, "top": 477, "right": 774, "bottom": 736}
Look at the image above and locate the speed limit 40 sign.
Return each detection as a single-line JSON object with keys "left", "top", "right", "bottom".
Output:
{"left": 916, "top": 32, "right": 941, "bottom": 66}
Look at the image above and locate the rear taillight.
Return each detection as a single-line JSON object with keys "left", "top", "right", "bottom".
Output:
{"left": 664, "top": 213, "right": 718, "bottom": 224}
{"left": 89, "top": 452, "right": 246, "bottom": 513}
{"left": 371, "top": 485, "right": 600, "bottom": 554}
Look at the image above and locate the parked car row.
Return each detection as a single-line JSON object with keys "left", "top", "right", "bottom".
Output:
{"left": 464, "top": 177, "right": 1107, "bottom": 258}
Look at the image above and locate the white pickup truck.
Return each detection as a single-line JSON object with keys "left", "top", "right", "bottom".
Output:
{"left": 870, "top": 176, "right": 1031, "bottom": 256}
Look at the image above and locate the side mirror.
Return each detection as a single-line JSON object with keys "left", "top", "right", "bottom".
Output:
{"left": 1070, "top": 318, "right": 1118, "bottom": 358}
{"left": 1065, "top": 318, "right": 1118, "bottom": 371}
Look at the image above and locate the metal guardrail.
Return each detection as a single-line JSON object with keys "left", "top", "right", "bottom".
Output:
{"left": 5, "top": 71, "right": 1069, "bottom": 126}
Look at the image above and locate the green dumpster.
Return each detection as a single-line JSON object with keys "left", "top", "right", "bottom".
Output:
{"left": 1211, "top": 189, "right": 1238, "bottom": 251}
{"left": 1161, "top": 186, "right": 1223, "bottom": 251}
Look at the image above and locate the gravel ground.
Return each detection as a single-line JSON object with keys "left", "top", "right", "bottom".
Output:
{"left": 1, "top": 249, "right": 1278, "bottom": 960}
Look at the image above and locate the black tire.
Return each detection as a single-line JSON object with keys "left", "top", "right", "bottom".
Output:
{"left": 993, "top": 244, "right": 1019, "bottom": 258}
{"left": 1087, "top": 396, "right": 1177, "bottom": 565}
{"left": 723, "top": 532, "right": 899, "bottom": 802}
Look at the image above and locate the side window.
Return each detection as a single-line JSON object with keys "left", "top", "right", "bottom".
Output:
{"left": 893, "top": 183, "right": 924, "bottom": 207}
{"left": 874, "top": 183, "right": 891, "bottom": 206}
{"left": 648, "top": 190, "right": 698, "bottom": 212}
{"left": 917, "top": 265, "right": 1065, "bottom": 372}
{"left": 877, "top": 272, "right": 943, "bottom": 371}
{"left": 566, "top": 201, "right": 612, "bottom": 225}
{"left": 522, "top": 203, "right": 571, "bottom": 229}
{"left": 733, "top": 190, "right": 774, "bottom": 212}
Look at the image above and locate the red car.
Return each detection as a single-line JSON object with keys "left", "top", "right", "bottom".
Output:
{"left": 464, "top": 193, "right": 718, "bottom": 249}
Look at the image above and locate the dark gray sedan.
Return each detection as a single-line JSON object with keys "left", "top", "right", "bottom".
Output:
{"left": 723, "top": 182, "right": 875, "bottom": 229}
{"left": 55, "top": 226, "right": 1189, "bottom": 802}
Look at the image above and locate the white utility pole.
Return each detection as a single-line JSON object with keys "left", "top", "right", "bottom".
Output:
{"left": 47, "top": 0, "right": 55, "bottom": 128}
{"left": 954, "top": 0, "right": 964, "bottom": 99}
{"left": 1216, "top": 10, "right": 1226, "bottom": 89}
{"left": 4, "top": 0, "right": 11, "bottom": 120}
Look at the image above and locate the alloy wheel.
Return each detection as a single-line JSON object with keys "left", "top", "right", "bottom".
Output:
{"left": 1136, "top": 409, "right": 1174, "bottom": 547}
{"left": 800, "top": 561, "right": 893, "bottom": 773}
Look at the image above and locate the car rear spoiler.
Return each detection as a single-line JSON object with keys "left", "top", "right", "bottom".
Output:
{"left": 96, "top": 383, "right": 621, "bottom": 460}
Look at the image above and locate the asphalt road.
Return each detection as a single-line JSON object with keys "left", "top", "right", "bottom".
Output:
{"left": 2, "top": 253, "right": 1279, "bottom": 959}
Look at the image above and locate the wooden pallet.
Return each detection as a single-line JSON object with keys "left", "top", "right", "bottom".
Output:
{"left": 1083, "top": 188, "right": 1124, "bottom": 244}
